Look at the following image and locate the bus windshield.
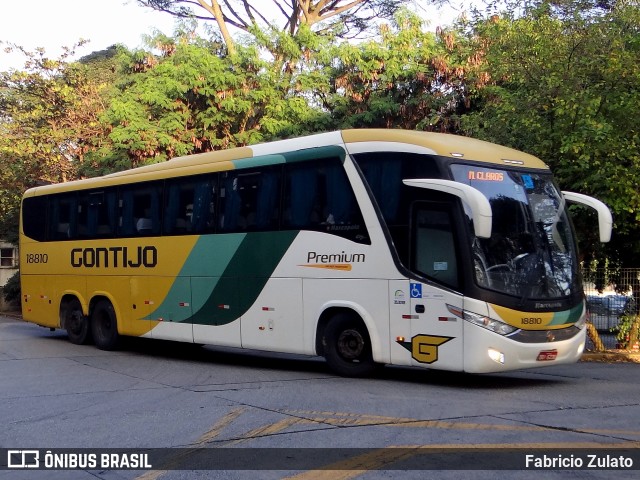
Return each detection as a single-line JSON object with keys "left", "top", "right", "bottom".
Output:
{"left": 450, "top": 164, "right": 578, "bottom": 300}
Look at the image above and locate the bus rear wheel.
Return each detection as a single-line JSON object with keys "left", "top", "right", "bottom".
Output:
{"left": 324, "top": 313, "right": 377, "bottom": 377}
{"left": 62, "top": 298, "right": 91, "bottom": 345}
{"left": 91, "top": 300, "right": 120, "bottom": 350}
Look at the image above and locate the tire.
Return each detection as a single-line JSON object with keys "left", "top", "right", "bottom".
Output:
{"left": 323, "top": 313, "right": 377, "bottom": 377}
{"left": 62, "top": 298, "right": 92, "bottom": 345}
{"left": 91, "top": 299, "right": 120, "bottom": 350}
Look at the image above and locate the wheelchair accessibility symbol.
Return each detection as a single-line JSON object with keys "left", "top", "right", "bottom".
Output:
{"left": 410, "top": 283, "right": 422, "bottom": 299}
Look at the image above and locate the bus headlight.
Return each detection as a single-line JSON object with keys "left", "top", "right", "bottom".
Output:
{"left": 488, "top": 348, "right": 505, "bottom": 364}
{"left": 447, "top": 305, "right": 518, "bottom": 335}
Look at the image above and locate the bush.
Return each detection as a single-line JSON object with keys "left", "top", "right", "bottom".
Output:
{"left": 3, "top": 270, "right": 20, "bottom": 304}
{"left": 612, "top": 313, "right": 640, "bottom": 350}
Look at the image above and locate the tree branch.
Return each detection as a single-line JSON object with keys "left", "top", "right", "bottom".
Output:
{"left": 197, "top": 0, "right": 237, "bottom": 55}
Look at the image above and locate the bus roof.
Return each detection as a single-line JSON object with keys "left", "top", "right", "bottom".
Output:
{"left": 341, "top": 129, "right": 548, "bottom": 169}
{"left": 23, "top": 129, "right": 548, "bottom": 197}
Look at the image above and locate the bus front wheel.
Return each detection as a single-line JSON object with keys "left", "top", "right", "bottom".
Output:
{"left": 324, "top": 313, "right": 377, "bottom": 377}
{"left": 62, "top": 298, "right": 91, "bottom": 345}
{"left": 91, "top": 300, "right": 120, "bottom": 350}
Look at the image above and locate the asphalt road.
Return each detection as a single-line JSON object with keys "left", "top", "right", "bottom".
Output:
{"left": 1, "top": 315, "right": 639, "bottom": 480}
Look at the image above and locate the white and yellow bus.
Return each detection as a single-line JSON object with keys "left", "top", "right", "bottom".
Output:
{"left": 19, "top": 129, "right": 612, "bottom": 375}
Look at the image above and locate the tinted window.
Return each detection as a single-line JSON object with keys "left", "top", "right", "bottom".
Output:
{"left": 412, "top": 203, "right": 459, "bottom": 289}
{"left": 354, "top": 152, "right": 442, "bottom": 225}
{"left": 283, "top": 158, "right": 369, "bottom": 244}
{"left": 353, "top": 152, "right": 443, "bottom": 263}
{"left": 24, "top": 152, "right": 372, "bottom": 244}
{"left": 164, "top": 175, "right": 217, "bottom": 235}
{"left": 119, "top": 182, "right": 163, "bottom": 236}
{"left": 22, "top": 196, "right": 48, "bottom": 241}
{"left": 77, "top": 190, "right": 118, "bottom": 238}
{"left": 49, "top": 193, "right": 77, "bottom": 240}
{"left": 219, "top": 167, "right": 281, "bottom": 232}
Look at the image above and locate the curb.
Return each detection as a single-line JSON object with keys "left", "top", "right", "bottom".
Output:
{"left": 581, "top": 351, "right": 640, "bottom": 363}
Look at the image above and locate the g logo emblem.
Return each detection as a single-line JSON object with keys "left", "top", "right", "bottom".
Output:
{"left": 411, "top": 335, "right": 453, "bottom": 364}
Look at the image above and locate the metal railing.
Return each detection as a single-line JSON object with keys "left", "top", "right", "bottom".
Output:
{"left": 583, "top": 268, "right": 640, "bottom": 350}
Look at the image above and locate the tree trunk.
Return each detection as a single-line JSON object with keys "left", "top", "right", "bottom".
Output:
{"left": 586, "top": 322, "right": 605, "bottom": 352}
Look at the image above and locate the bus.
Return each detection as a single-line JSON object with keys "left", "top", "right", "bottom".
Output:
{"left": 19, "top": 129, "right": 612, "bottom": 376}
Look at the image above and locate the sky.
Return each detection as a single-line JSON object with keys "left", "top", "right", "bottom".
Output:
{"left": 0, "top": 0, "right": 177, "bottom": 71}
{"left": 0, "top": 1, "right": 465, "bottom": 72}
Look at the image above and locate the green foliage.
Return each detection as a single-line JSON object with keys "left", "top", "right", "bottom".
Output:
{"left": 2, "top": 270, "right": 20, "bottom": 304}
{"left": 321, "top": 9, "right": 467, "bottom": 131}
{"left": 0, "top": 42, "right": 115, "bottom": 241}
{"left": 458, "top": 0, "right": 640, "bottom": 266}
{"left": 0, "top": 204, "right": 19, "bottom": 246}
{"left": 611, "top": 314, "right": 639, "bottom": 349}
{"left": 94, "top": 30, "right": 331, "bottom": 169}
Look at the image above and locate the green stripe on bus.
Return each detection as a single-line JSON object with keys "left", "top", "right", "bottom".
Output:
{"left": 147, "top": 231, "right": 298, "bottom": 326}
{"left": 282, "top": 145, "right": 346, "bottom": 163}
{"left": 190, "top": 230, "right": 299, "bottom": 326}
{"left": 145, "top": 234, "right": 246, "bottom": 323}
{"left": 549, "top": 303, "right": 584, "bottom": 326}
{"left": 230, "top": 146, "right": 347, "bottom": 171}
{"left": 231, "top": 154, "right": 286, "bottom": 169}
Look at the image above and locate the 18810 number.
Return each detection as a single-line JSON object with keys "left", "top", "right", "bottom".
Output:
{"left": 26, "top": 253, "right": 48, "bottom": 263}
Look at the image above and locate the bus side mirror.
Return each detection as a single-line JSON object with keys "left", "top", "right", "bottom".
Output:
{"left": 562, "top": 191, "right": 613, "bottom": 243}
{"left": 403, "top": 179, "right": 493, "bottom": 239}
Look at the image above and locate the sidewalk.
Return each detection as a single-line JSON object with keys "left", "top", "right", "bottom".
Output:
{"left": 581, "top": 350, "right": 640, "bottom": 363}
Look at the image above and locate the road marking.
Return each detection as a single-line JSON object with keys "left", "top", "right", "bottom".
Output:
{"left": 285, "top": 409, "right": 640, "bottom": 436}
{"left": 135, "top": 406, "right": 246, "bottom": 480}
{"left": 136, "top": 407, "right": 640, "bottom": 479}
{"left": 197, "top": 407, "right": 247, "bottom": 445}
{"left": 286, "top": 410, "right": 552, "bottom": 431}
{"left": 227, "top": 417, "right": 304, "bottom": 445}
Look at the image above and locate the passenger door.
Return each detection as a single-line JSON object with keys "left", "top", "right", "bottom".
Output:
{"left": 407, "top": 202, "right": 464, "bottom": 371}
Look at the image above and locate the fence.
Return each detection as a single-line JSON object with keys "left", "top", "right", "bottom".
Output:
{"left": 583, "top": 268, "right": 640, "bottom": 350}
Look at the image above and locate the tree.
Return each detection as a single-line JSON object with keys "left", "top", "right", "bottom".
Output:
{"left": 94, "top": 11, "right": 470, "bottom": 167}
{"left": 457, "top": 0, "right": 640, "bottom": 266}
{"left": 137, "top": 0, "right": 410, "bottom": 55}
{"left": 0, "top": 43, "right": 116, "bottom": 241}
{"left": 94, "top": 32, "right": 331, "bottom": 169}
{"left": 321, "top": 10, "right": 468, "bottom": 131}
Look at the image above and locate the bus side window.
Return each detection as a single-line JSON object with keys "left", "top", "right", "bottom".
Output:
{"left": 219, "top": 167, "right": 280, "bottom": 233}
{"left": 283, "top": 158, "right": 369, "bottom": 243}
{"left": 49, "top": 194, "right": 76, "bottom": 240}
{"left": 21, "top": 196, "right": 48, "bottom": 241}
{"left": 76, "top": 195, "right": 89, "bottom": 238}
{"left": 164, "top": 175, "right": 217, "bottom": 235}
{"left": 411, "top": 204, "right": 459, "bottom": 289}
{"left": 191, "top": 176, "right": 217, "bottom": 233}
{"left": 119, "top": 182, "right": 163, "bottom": 237}
{"left": 164, "top": 180, "right": 195, "bottom": 235}
{"left": 353, "top": 152, "right": 443, "bottom": 265}
{"left": 77, "top": 191, "right": 117, "bottom": 238}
